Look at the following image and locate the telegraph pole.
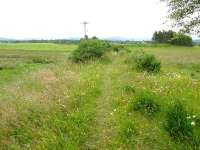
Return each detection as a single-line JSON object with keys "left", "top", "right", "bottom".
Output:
{"left": 82, "top": 21, "right": 88, "bottom": 39}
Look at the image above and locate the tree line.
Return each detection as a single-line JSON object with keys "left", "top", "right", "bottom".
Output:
{"left": 152, "top": 30, "right": 193, "bottom": 46}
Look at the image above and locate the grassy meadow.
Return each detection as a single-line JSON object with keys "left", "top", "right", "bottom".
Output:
{"left": 0, "top": 43, "right": 200, "bottom": 149}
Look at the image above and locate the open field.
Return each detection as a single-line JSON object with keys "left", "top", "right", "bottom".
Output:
{"left": 0, "top": 43, "right": 200, "bottom": 149}
{"left": 0, "top": 43, "right": 77, "bottom": 52}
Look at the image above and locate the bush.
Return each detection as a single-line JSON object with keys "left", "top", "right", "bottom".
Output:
{"left": 71, "top": 39, "right": 110, "bottom": 62}
{"left": 112, "top": 45, "right": 125, "bottom": 52}
{"left": 170, "top": 33, "right": 193, "bottom": 46}
{"left": 166, "top": 102, "right": 193, "bottom": 141}
{"left": 130, "top": 50, "right": 161, "bottom": 72}
{"left": 130, "top": 91, "right": 160, "bottom": 116}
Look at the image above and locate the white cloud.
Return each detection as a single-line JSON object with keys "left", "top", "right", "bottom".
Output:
{"left": 0, "top": 0, "right": 169, "bottom": 39}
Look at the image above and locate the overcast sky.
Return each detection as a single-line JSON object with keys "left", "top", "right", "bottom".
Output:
{"left": 0, "top": 0, "right": 171, "bottom": 40}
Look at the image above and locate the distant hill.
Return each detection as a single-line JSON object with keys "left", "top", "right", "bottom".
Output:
{"left": 104, "top": 36, "right": 150, "bottom": 41}
{"left": 104, "top": 36, "right": 133, "bottom": 41}
{"left": 193, "top": 39, "right": 200, "bottom": 44}
{"left": 0, "top": 36, "right": 199, "bottom": 44}
{"left": 0, "top": 38, "right": 79, "bottom": 44}
{"left": 0, "top": 37, "right": 15, "bottom": 41}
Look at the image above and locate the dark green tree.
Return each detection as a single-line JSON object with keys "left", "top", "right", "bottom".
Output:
{"left": 170, "top": 33, "right": 193, "bottom": 46}
{"left": 92, "top": 36, "right": 98, "bottom": 40}
{"left": 152, "top": 30, "right": 175, "bottom": 43}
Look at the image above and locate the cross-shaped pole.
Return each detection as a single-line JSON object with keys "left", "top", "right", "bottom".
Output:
{"left": 82, "top": 21, "right": 88, "bottom": 39}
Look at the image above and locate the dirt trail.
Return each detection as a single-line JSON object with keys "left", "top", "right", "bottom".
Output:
{"left": 87, "top": 56, "right": 117, "bottom": 149}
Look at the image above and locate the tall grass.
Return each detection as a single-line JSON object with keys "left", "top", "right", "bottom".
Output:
{"left": 0, "top": 43, "right": 200, "bottom": 149}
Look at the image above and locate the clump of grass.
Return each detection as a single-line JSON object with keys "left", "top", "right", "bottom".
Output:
{"left": 190, "top": 72, "right": 195, "bottom": 77}
{"left": 112, "top": 45, "right": 125, "bottom": 52}
{"left": 130, "top": 91, "right": 160, "bottom": 116}
{"left": 0, "top": 64, "right": 16, "bottom": 70}
{"left": 129, "top": 50, "right": 161, "bottom": 72}
{"left": 165, "top": 102, "right": 193, "bottom": 141}
{"left": 32, "top": 57, "right": 54, "bottom": 64}
{"left": 122, "top": 85, "right": 135, "bottom": 93}
{"left": 119, "top": 119, "right": 136, "bottom": 147}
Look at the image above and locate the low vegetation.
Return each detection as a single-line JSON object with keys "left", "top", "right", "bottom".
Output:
{"left": 128, "top": 50, "right": 161, "bottom": 72}
{"left": 111, "top": 44, "right": 125, "bottom": 52}
{"left": 119, "top": 119, "right": 136, "bottom": 147}
{"left": 71, "top": 39, "right": 110, "bottom": 62}
{"left": 165, "top": 102, "right": 200, "bottom": 148}
{"left": 0, "top": 42, "right": 200, "bottom": 149}
{"left": 130, "top": 91, "right": 160, "bottom": 116}
{"left": 166, "top": 102, "right": 193, "bottom": 140}
{"left": 31, "top": 57, "right": 54, "bottom": 64}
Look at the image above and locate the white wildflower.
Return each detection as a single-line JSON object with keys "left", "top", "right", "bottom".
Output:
{"left": 191, "top": 121, "right": 196, "bottom": 126}
{"left": 193, "top": 115, "right": 196, "bottom": 118}
{"left": 187, "top": 116, "right": 191, "bottom": 119}
{"left": 114, "top": 109, "right": 117, "bottom": 112}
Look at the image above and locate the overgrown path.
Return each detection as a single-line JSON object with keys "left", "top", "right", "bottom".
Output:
{"left": 87, "top": 55, "right": 118, "bottom": 149}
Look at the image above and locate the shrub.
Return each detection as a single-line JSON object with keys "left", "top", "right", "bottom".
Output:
{"left": 130, "top": 91, "right": 160, "bottom": 116}
{"left": 112, "top": 45, "right": 125, "bottom": 52}
{"left": 130, "top": 50, "right": 161, "bottom": 72}
{"left": 170, "top": 33, "right": 193, "bottom": 46}
{"left": 166, "top": 102, "right": 193, "bottom": 141}
{"left": 71, "top": 39, "right": 110, "bottom": 62}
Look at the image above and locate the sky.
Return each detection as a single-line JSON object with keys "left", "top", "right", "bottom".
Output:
{"left": 0, "top": 0, "right": 172, "bottom": 40}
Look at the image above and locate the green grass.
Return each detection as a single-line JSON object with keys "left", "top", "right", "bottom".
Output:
{"left": 0, "top": 43, "right": 77, "bottom": 85}
{"left": 0, "top": 43, "right": 77, "bottom": 52}
{"left": 0, "top": 43, "right": 200, "bottom": 149}
{"left": 126, "top": 45, "right": 200, "bottom": 64}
